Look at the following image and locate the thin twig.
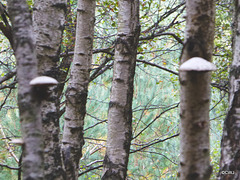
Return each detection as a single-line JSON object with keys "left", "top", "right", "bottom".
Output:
{"left": 133, "top": 103, "right": 179, "bottom": 139}
{"left": 131, "top": 133, "right": 180, "bottom": 153}
{"left": 0, "top": 163, "right": 19, "bottom": 170}
{"left": 137, "top": 59, "right": 178, "bottom": 75}
{"left": 79, "top": 165, "right": 103, "bottom": 177}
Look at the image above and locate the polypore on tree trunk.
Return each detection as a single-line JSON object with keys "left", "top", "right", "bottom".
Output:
{"left": 179, "top": 57, "right": 217, "bottom": 72}
{"left": 29, "top": 76, "right": 58, "bottom": 100}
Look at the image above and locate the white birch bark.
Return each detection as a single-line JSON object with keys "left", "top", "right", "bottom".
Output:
{"left": 8, "top": 0, "right": 43, "bottom": 179}
{"left": 218, "top": 0, "right": 240, "bottom": 179}
{"left": 101, "top": 0, "right": 140, "bottom": 179}
{"left": 61, "top": 0, "right": 95, "bottom": 179}
{"left": 33, "top": 1, "right": 67, "bottom": 179}
{"left": 179, "top": 0, "right": 215, "bottom": 180}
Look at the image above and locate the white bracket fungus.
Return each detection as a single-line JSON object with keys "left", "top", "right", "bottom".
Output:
{"left": 29, "top": 76, "right": 58, "bottom": 86}
{"left": 179, "top": 57, "right": 217, "bottom": 72}
{"left": 29, "top": 76, "right": 58, "bottom": 100}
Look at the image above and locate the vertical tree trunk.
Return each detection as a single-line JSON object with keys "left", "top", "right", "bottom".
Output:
{"left": 101, "top": 0, "right": 140, "bottom": 179}
{"left": 179, "top": 0, "right": 215, "bottom": 180}
{"left": 8, "top": 0, "right": 43, "bottom": 179}
{"left": 57, "top": 0, "right": 75, "bottom": 98}
{"left": 33, "top": 1, "right": 67, "bottom": 179}
{"left": 218, "top": 0, "right": 240, "bottom": 179}
{"left": 61, "top": 0, "right": 95, "bottom": 179}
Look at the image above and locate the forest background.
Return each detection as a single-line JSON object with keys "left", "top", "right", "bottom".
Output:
{"left": 0, "top": 0, "right": 232, "bottom": 179}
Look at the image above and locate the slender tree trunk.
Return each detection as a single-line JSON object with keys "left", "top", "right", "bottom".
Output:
{"left": 61, "top": 0, "right": 95, "bottom": 179}
{"left": 101, "top": 1, "right": 140, "bottom": 179}
{"left": 218, "top": 0, "right": 240, "bottom": 179}
{"left": 33, "top": 1, "right": 67, "bottom": 179}
{"left": 179, "top": 0, "right": 215, "bottom": 180}
{"left": 57, "top": 0, "right": 75, "bottom": 98}
{"left": 8, "top": 0, "right": 43, "bottom": 179}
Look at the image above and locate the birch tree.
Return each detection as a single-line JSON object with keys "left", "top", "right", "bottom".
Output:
{"left": 218, "top": 0, "right": 240, "bottom": 179}
{"left": 101, "top": 0, "right": 140, "bottom": 179}
{"left": 8, "top": 0, "right": 44, "bottom": 179}
{"left": 179, "top": 0, "right": 215, "bottom": 179}
{"left": 61, "top": 0, "right": 95, "bottom": 179}
{"left": 33, "top": 0, "right": 66, "bottom": 179}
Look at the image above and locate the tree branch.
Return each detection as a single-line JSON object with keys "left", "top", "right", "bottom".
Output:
{"left": 0, "top": 69, "right": 16, "bottom": 84}
{"left": 0, "top": 81, "right": 17, "bottom": 90}
{"left": 0, "top": 163, "right": 19, "bottom": 170}
{"left": 79, "top": 165, "right": 103, "bottom": 177}
{"left": 131, "top": 133, "right": 180, "bottom": 153}
{"left": 137, "top": 59, "right": 178, "bottom": 75}
{"left": 133, "top": 103, "right": 179, "bottom": 139}
{"left": 0, "top": 3, "right": 13, "bottom": 48}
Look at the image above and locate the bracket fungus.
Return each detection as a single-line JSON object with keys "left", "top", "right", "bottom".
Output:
{"left": 29, "top": 76, "right": 58, "bottom": 100}
{"left": 179, "top": 57, "right": 217, "bottom": 72}
{"left": 29, "top": 76, "right": 58, "bottom": 86}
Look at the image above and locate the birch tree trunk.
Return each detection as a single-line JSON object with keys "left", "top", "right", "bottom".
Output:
{"left": 218, "top": 0, "right": 240, "bottom": 179}
{"left": 179, "top": 0, "right": 215, "bottom": 180}
{"left": 101, "top": 0, "right": 140, "bottom": 179}
{"left": 8, "top": 0, "right": 43, "bottom": 179}
{"left": 61, "top": 0, "right": 95, "bottom": 179}
{"left": 33, "top": 1, "right": 66, "bottom": 179}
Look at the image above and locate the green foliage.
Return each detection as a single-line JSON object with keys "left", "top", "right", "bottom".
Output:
{"left": 212, "top": 2, "right": 232, "bottom": 90}
{"left": 0, "top": 0, "right": 232, "bottom": 179}
{"left": 78, "top": 1, "right": 184, "bottom": 178}
{"left": 26, "top": 0, "right": 33, "bottom": 8}
{"left": 0, "top": 91, "right": 21, "bottom": 179}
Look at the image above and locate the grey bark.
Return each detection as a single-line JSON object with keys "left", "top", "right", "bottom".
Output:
{"left": 33, "top": 1, "right": 67, "bottom": 179}
{"left": 8, "top": 0, "right": 43, "bottom": 179}
{"left": 218, "top": 0, "right": 240, "bottom": 179}
{"left": 61, "top": 0, "right": 96, "bottom": 179}
{"left": 101, "top": 0, "right": 140, "bottom": 179}
{"left": 179, "top": 0, "right": 215, "bottom": 180}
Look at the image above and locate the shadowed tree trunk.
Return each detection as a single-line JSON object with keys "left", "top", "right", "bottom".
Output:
{"left": 218, "top": 0, "right": 240, "bottom": 179}
{"left": 8, "top": 0, "right": 44, "bottom": 179}
{"left": 0, "top": 2, "right": 13, "bottom": 48}
{"left": 179, "top": 0, "right": 215, "bottom": 180}
{"left": 101, "top": 0, "right": 140, "bottom": 179}
{"left": 61, "top": 0, "right": 95, "bottom": 179}
{"left": 33, "top": 0, "right": 67, "bottom": 179}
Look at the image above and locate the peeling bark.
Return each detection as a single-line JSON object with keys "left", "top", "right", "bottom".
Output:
{"left": 218, "top": 0, "right": 240, "bottom": 179}
{"left": 101, "top": 0, "right": 140, "bottom": 179}
{"left": 61, "top": 0, "right": 95, "bottom": 179}
{"left": 179, "top": 0, "right": 215, "bottom": 180}
{"left": 8, "top": 0, "right": 43, "bottom": 179}
{"left": 33, "top": 0, "right": 67, "bottom": 179}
